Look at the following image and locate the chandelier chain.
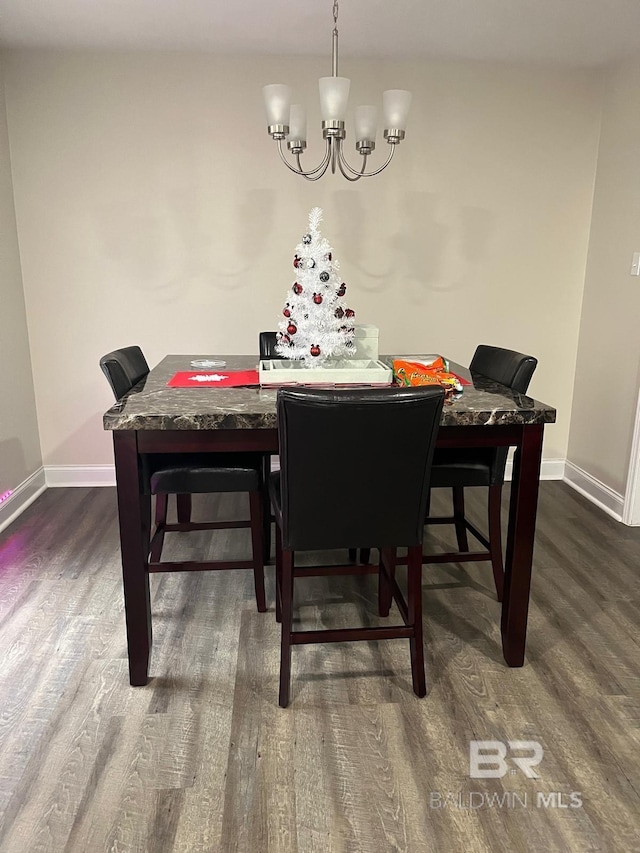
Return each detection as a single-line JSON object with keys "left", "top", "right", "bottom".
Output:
{"left": 333, "top": 1, "right": 339, "bottom": 30}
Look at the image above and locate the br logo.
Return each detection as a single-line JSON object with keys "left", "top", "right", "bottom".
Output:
{"left": 469, "top": 740, "right": 543, "bottom": 779}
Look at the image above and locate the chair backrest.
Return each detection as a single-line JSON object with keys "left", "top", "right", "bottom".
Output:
{"left": 470, "top": 345, "right": 537, "bottom": 394}
{"left": 100, "top": 345, "right": 150, "bottom": 400}
{"left": 259, "top": 331, "right": 286, "bottom": 360}
{"left": 469, "top": 345, "right": 538, "bottom": 483}
{"left": 276, "top": 386, "right": 445, "bottom": 551}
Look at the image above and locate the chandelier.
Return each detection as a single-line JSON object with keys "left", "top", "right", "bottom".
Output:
{"left": 262, "top": 1, "right": 411, "bottom": 181}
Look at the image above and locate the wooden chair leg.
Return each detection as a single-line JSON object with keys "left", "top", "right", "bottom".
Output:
{"left": 488, "top": 484, "right": 505, "bottom": 602}
{"left": 262, "top": 455, "right": 272, "bottom": 565}
{"left": 278, "top": 548, "right": 294, "bottom": 707}
{"left": 249, "top": 491, "right": 267, "bottom": 612}
{"left": 407, "top": 544, "right": 426, "bottom": 697}
{"left": 452, "top": 486, "right": 469, "bottom": 551}
{"left": 263, "top": 515, "right": 272, "bottom": 565}
{"left": 378, "top": 547, "right": 395, "bottom": 617}
{"left": 275, "top": 524, "right": 283, "bottom": 623}
{"left": 154, "top": 492, "right": 168, "bottom": 525}
{"left": 176, "top": 493, "right": 192, "bottom": 524}
{"left": 141, "top": 492, "right": 152, "bottom": 564}
{"left": 150, "top": 493, "right": 168, "bottom": 563}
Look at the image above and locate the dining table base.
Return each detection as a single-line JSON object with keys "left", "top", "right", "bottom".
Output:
{"left": 113, "top": 421, "right": 544, "bottom": 686}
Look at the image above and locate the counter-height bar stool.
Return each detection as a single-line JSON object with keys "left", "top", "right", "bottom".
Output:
{"left": 259, "top": 331, "right": 285, "bottom": 361}
{"left": 260, "top": 332, "right": 374, "bottom": 572}
{"left": 423, "top": 345, "right": 538, "bottom": 601}
{"left": 258, "top": 332, "right": 287, "bottom": 564}
{"left": 100, "top": 345, "right": 267, "bottom": 612}
{"left": 269, "top": 386, "right": 444, "bottom": 707}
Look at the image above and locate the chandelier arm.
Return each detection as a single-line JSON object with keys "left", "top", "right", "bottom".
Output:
{"left": 276, "top": 139, "right": 331, "bottom": 177}
{"left": 338, "top": 143, "right": 396, "bottom": 178}
{"left": 298, "top": 139, "right": 333, "bottom": 176}
{"left": 337, "top": 153, "right": 364, "bottom": 182}
{"left": 298, "top": 157, "right": 332, "bottom": 181}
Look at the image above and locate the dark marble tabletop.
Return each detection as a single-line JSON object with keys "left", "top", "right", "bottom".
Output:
{"left": 103, "top": 354, "right": 556, "bottom": 431}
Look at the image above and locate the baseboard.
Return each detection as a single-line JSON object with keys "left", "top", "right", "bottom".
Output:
{"left": 45, "top": 465, "right": 116, "bottom": 488}
{"left": 622, "top": 388, "right": 640, "bottom": 526}
{"left": 505, "top": 457, "right": 565, "bottom": 481}
{"left": 0, "top": 459, "right": 619, "bottom": 539}
{"left": 563, "top": 461, "right": 624, "bottom": 522}
{"left": 0, "top": 467, "right": 47, "bottom": 534}
{"left": 43, "top": 457, "right": 565, "bottom": 488}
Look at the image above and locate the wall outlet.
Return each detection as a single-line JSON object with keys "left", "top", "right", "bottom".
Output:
{"left": 631, "top": 252, "right": 640, "bottom": 276}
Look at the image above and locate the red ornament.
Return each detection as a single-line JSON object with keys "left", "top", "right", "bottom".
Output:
{"left": 345, "top": 308, "right": 355, "bottom": 318}
{"left": 337, "top": 283, "right": 346, "bottom": 296}
{"left": 283, "top": 305, "right": 291, "bottom": 318}
{"left": 293, "top": 255, "right": 301, "bottom": 268}
{"left": 310, "top": 344, "right": 321, "bottom": 357}
{"left": 335, "top": 307, "right": 344, "bottom": 319}
{"left": 293, "top": 282, "right": 303, "bottom": 294}
{"left": 313, "top": 293, "right": 323, "bottom": 304}
{"left": 287, "top": 322, "right": 297, "bottom": 335}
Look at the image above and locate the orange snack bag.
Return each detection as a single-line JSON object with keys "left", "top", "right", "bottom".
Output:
{"left": 393, "top": 358, "right": 463, "bottom": 392}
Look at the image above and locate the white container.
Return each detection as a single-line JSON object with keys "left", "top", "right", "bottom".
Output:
{"left": 354, "top": 324, "right": 379, "bottom": 359}
{"left": 259, "top": 358, "right": 392, "bottom": 387}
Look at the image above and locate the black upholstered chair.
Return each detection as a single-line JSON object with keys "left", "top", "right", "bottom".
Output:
{"left": 100, "top": 346, "right": 266, "bottom": 612}
{"left": 424, "top": 344, "right": 538, "bottom": 601}
{"left": 269, "top": 386, "right": 445, "bottom": 707}
{"left": 258, "top": 332, "right": 287, "bottom": 563}
{"left": 259, "top": 331, "right": 286, "bottom": 361}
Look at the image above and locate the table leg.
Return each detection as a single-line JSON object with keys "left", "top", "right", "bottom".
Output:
{"left": 501, "top": 424, "right": 543, "bottom": 666}
{"left": 113, "top": 431, "right": 152, "bottom": 686}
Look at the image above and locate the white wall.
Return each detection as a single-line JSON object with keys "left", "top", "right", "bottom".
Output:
{"left": 2, "top": 50, "right": 602, "bottom": 468}
{"left": 568, "top": 59, "right": 640, "bottom": 496}
{"left": 0, "top": 57, "right": 42, "bottom": 494}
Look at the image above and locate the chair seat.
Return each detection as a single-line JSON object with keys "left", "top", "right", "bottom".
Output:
{"left": 430, "top": 447, "right": 495, "bottom": 488}
{"left": 147, "top": 452, "right": 260, "bottom": 494}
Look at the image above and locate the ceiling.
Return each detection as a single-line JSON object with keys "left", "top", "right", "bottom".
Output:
{"left": 0, "top": 0, "right": 639, "bottom": 68}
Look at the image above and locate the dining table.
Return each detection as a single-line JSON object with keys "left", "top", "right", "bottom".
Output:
{"left": 103, "top": 353, "right": 556, "bottom": 686}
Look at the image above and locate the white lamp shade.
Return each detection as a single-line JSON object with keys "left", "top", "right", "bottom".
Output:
{"left": 288, "top": 104, "right": 307, "bottom": 141}
{"left": 318, "top": 77, "right": 351, "bottom": 121}
{"left": 354, "top": 105, "right": 377, "bottom": 142}
{"left": 382, "top": 89, "right": 412, "bottom": 131}
{"left": 263, "top": 84, "right": 292, "bottom": 126}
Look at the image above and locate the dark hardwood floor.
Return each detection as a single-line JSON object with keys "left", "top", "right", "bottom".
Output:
{"left": 0, "top": 482, "right": 638, "bottom": 852}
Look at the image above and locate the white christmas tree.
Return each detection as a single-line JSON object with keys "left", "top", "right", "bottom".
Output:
{"left": 275, "top": 207, "right": 356, "bottom": 364}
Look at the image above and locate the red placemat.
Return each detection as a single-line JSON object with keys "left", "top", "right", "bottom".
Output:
{"left": 167, "top": 370, "right": 259, "bottom": 388}
{"left": 453, "top": 374, "right": 472, "bottom": 386}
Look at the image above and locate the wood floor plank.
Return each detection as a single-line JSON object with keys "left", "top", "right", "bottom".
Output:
{"left": 0, "top": 485, "right": 639, "bottom": 852}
